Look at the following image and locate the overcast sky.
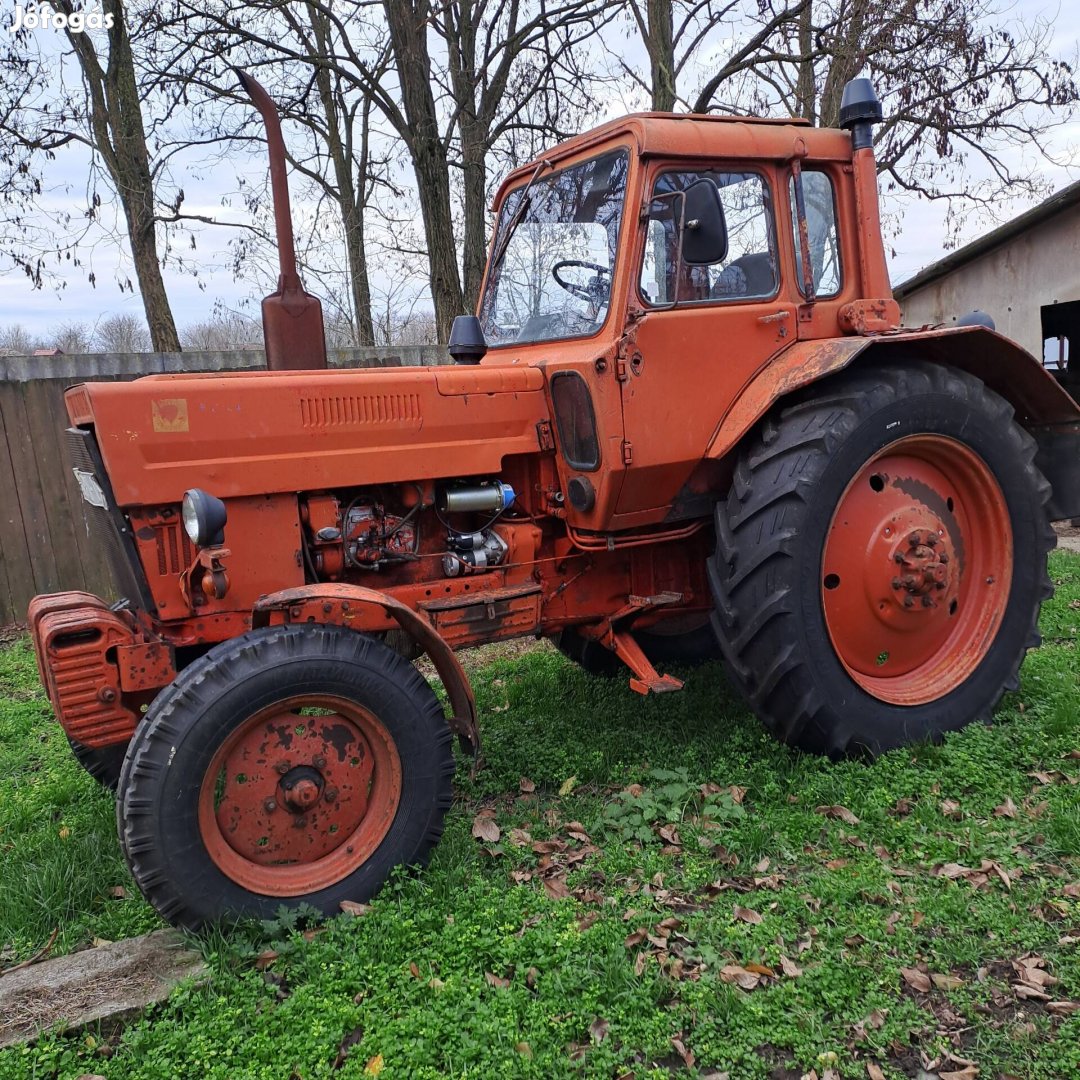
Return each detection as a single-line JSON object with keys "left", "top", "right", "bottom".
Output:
{"left": 0, "top": 0, "right": 1077, "bottom": 340}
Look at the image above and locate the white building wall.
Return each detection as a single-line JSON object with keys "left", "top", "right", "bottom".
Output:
{"left": 899, "top": 202, "right": 1080, "bottom": 357}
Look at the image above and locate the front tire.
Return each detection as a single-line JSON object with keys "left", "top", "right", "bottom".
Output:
{"left": 708, "top": 362, "right": 1054, "bottom": 757}
{"left": 116, "top": 624, "right": 454, "bottom": 929}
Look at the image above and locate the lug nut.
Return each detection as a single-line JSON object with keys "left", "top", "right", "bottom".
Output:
{"left": 926, "top": 533, "right": 938, "bottom": 546}
{"left": 903, "top": 596, "right": 914, "bottom": 608}
{"left": 275, "top": 761, "right": 290, "bottom": 775}
{"left": 891, "top": 577, "right": 902, "bottom": 590}
{"left": 324, "top": 789, "right": 338, "bottom": 803}
{"left": 939, "top": 552, "right": 949, "bottom": 564}
{"left": 313, "top": 755, "right": 327, "bottom": 769}
{"left": 921, "top": 595, "right": 934, "bottom": 608}
{"left": 264, "top": 798, "right": 277, "bottom": 812}
{"left": 908, "top": 532, "right": 921, "bottom": 547}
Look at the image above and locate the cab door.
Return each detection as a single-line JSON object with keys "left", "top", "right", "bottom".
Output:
{"left": 613, "top": 163, "right": 798, "bottom": 521}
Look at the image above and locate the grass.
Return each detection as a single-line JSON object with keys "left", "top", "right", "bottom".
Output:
{"left": 0, "top": 553, "right": 1078, "bottom": 1078}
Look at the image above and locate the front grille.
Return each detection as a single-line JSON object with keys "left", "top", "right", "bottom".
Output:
{"left": 65, "top": 428, "right": 155, "bottom": 613}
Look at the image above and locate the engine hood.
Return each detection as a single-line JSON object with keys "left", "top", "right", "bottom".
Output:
{"left": 65, "top": 364, "right": 548, "bottom": 506}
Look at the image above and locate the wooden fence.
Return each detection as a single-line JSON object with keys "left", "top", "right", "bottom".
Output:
{"left": 0, "top": 345, "right": 445, "bottom": 625}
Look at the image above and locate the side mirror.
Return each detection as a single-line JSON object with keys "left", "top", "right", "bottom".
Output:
{"left": 680, "top": 179, "right": 727, "bottom": 265}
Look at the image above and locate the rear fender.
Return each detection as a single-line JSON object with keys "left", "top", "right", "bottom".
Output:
{"left": 252, "top": 584, "right": 480, "bottom": 756}
{"left": 707, "top": 326, "right": 1080, "bottom": 520}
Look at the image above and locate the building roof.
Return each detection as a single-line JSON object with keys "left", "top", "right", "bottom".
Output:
{"left": 894, "top": 179, "right": 1080, "bottom": 299}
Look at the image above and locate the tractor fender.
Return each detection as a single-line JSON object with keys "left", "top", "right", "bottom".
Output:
{"left": 706, "top": 326, "right": 1080, "bottom": 519}
{"left": 252, "top": 584, "right": 479, "bottom": 756}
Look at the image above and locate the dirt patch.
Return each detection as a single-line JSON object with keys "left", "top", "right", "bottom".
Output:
{"left": 0, "top": 623, "right": 26, "bottom": 649}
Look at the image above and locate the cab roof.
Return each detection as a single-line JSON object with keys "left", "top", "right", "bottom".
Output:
{"left": 493, "top": 112, "right": 853, "bottom": 206}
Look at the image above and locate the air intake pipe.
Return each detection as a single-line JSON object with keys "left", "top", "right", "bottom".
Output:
{"left": 238, "top": 71, "right": 328, "bottom": 371}
{"left": 838, "top": 78, "right": 892, "bottom": 303}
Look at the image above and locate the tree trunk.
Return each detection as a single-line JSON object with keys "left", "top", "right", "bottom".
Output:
{"left": 307, "top": 4, "right": 375, "bottom": 345}
{"left": 383, "top": 0, "right": 464, "bottom": 343}
{"left": 459, "top": 119, "right": 488, "bottom": 312}
{"left": 74, "top": 0, "right": 180, "bottom": 351}
{"left": 647, "top": 0, "right": 677, "bottom": 111}
{"left": 794, "top": 0, "right": 817, "bottom": 122}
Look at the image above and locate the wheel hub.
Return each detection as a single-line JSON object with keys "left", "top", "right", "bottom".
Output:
{"left": 280, "top": 766, "right": 324, "bottom": 812}
{"left": 821, "top": 434, "right": 1012, "bottom": 706}
{"left": 197, "top": 693, "right": 402, "bottom": 896}
{"left": 890, "top": 528, "right": 950, "bottom": 607}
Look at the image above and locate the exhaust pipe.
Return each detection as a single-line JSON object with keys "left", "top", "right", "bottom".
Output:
{"left": 237, "top": 71, "right": 327, "bottom": 371}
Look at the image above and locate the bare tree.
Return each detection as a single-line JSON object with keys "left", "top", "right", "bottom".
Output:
{"left": 51, "top": 321, "right": 94, "bottom": 353}
{"left": 0, "top": 325, "right": 42, "bottom": 354}
{"left": 94, "top": 313, "right": 151, "bottom": 352}
{"left": 0, "top": 1, "right": 186, "bottom": 350}
{"left": 181, "top": 311, "right": 262, "bottom": 350}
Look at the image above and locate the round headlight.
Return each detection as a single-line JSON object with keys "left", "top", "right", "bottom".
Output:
{"left": 181, "top": 489, "right": 228, "bottom": 547}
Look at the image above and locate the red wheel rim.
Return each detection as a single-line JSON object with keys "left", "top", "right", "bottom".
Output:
{"left": 197, "top": 695, "right": 402, "bottom": 897}
{"left": 821, "top": 434, "right": 1012, "bottom": 706}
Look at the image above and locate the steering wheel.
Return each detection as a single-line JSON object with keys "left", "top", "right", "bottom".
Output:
{"left": 551, "top": 259, "right": 611, "bottom": 303}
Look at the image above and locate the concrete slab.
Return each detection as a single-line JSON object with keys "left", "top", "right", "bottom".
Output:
{"left": 1057, "top": 535, "right": 1080, "bottom": 554}
{"left": 0, "top": 930, "right": 206, "bottom": 1049}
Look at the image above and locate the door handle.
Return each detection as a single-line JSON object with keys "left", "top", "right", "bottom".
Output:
{"left": 757, "top": 309, "right": 791, "bottom": 325}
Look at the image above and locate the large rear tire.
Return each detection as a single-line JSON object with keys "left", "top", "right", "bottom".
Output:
{"left": 708, "top": 362, "right": 1054, "bottom": 757}
{"left": 116, "top": 624, "right": 454, "bottom": 929}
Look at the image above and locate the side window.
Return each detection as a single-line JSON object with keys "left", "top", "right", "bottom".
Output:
{"left": 639, "top": 171, "right": 778, "bottom": 306}
{"left": 789, "top": 171, "right": 842, "bottom": 297}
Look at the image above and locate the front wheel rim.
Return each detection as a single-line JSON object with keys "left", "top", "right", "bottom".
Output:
{"left": 821, "top": 434, "right": 1013, "bottom": 706}
{"left": 197, "top": 694, "right": 402, "bottom": 897}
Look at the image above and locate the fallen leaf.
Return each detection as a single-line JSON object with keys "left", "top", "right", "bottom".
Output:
{"left": 825, "top": 858, "right": 850, "bottom": 871}
{"left": 994, "top": 796, "right": 1018, "bottom": 819}
{"left": 58, "top": 827, "right": 70, "bottom": 840}
{"left": 471, "top": 814, "right": 500, "bottom": 843}
{"left": 867, "top": 1066, "right": 886, "bottom": 1080}
{"left": 745, "top": 962, "right": 776, "bottom": 977}
{"left": 938, "top": 1068, "right": 978, "bottom": 1080}
{"left": 780, "top": 955, "right": 802, "bottom": 977}
{"left": 339, "top": 900, "right": 372, "bottom": 917}
{"left": 515, "top": 1042, "right": 533, "bottom": 1059}
{"left": 815, "top": 805, "right": 860, "bottom": 825}
{"left": 1047, "top": 1000, "right": 1080, "bottom": 1015}
{"left": 901, "top": 966, "right": 931, "bottom": 992}
{"left": 566, "top": 821, "right": 591, "bottom": 842}
{"left": 719, "top": 964, "right": 761, "bottom": 990}
{"left": 254, "top": 949, "right": 278, "bottom": 970}
{"left": 733, "top": 905, "right": 763, "bottom": 925}
{"left": 589, "top": 1017, "right": 609, "bottom": 1044}
{"left": 543, "top": 875, "right": 571, "bottom": 900}
{"left": 364, "top": 1054, "right": 384, "bottom": 1076}
{"left": 409, "top": 962, "right": 420, "bottom": 978}
{"left": 671, "top": 1035, "right": 695, "bottom": 1068}
{"left": 558, "top": 776, "right": 577, "bottom": 796}
{"left": 108, "top": 886, "right": 126, "bottom": 899}
{"left": 519, "top": 777, "right": 535, "bottom": 793}
{"left": 939, "top": 798, "right": 962, "bottom": 819}
{"left": 526, "top": 966, "right": 539, "bottom": 989}
{"left": 576, "top": 912, "right": 599, "bottom": 932}
{"left": 658, "top": 823, "right": 681, "bottom": 845}
{"left": 485, "top": 971, "right": 511, "bottom": 989}
{"left": 931, "top": 972, "right": 964, "bottom": 991}
{"left": 507, "top": 828, "right": 532, "bottom": 847}
{"left": 428, "top": 976, "right": 445, "bottom": 991}
{"left": 333, "top": 1024, "right": 365, "bottom": 1068}
{"left": 625, "top": 928, "right": 647, "bottom": 948}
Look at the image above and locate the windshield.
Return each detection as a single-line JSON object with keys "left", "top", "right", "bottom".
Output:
{"left": 479, "top": 149, "right": 630, "bottom": 347}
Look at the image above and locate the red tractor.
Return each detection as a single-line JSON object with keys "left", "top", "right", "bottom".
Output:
{"left": 29, "top": 77, "right": 1080, "bottom": 928}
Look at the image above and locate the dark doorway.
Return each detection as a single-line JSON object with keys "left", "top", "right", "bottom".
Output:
{"left": 1042, "top": 301, "right": 1080, "bottom": 392}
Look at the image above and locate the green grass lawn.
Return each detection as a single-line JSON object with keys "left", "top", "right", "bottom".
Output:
{"left": 3, "top": 554, "right": 1080, "bottom": 1078}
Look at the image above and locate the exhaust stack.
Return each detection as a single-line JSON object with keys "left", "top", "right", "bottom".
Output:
{"left": 238, "top": 71, "right": 327, "bottom": 371}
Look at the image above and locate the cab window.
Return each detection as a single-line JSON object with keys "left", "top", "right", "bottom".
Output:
{"left": 639, "top": 170, "right": 778, "bottom": 306}
{"left": 789, "top": 171, "right": 842, "bottom": 297}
